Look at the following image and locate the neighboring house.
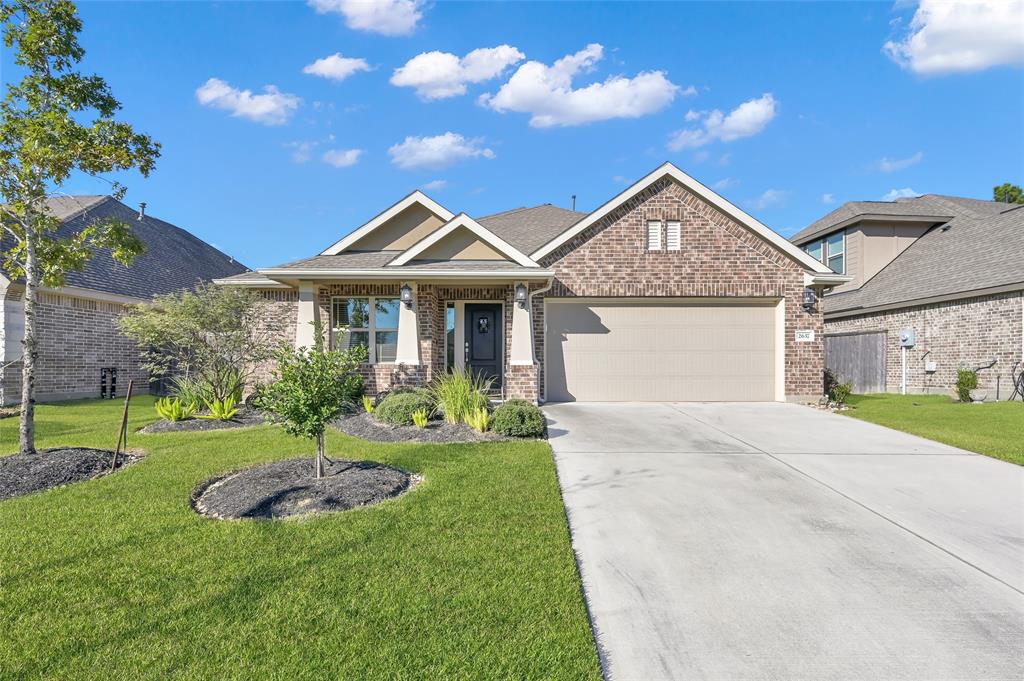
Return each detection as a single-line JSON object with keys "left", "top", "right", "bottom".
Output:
{"left": 216, "top": 162, "right": 842, "bottom": 403}
{"left": 791, "top": 195, "right": 1024, "bottom": 398}
{"left": 0, "top": 196, "right": 248, "bottom": 405}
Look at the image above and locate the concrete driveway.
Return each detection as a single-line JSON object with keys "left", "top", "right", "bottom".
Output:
{"left": 545, "top": 402, "right": 1024, "bottom": 681}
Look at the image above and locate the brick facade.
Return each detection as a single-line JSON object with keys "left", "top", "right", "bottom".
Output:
{"left": 538, "top": 177, "right": 825, "bottom": 400}
{"left": 0, "top": 289, "right": 149, "bottom": 405}
{"left": 824, "top": 291, "right": 1024, "bottom": 398}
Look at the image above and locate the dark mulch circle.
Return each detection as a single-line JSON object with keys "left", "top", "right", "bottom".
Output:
{"left": 192, "top": 457, "right": 414, "bottom": 521}
{"left": 139, "top": 407, "right": 269, "bottom": 434}
{"left": 331, "top": 412, "right": 511, "bottom": 443}
{"left": 0, "top": 447, "right": 141, "bottom": 502}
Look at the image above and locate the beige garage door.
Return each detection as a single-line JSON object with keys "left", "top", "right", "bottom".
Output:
{"left": 545, "top": 300, "right": 778, "bottom": 402}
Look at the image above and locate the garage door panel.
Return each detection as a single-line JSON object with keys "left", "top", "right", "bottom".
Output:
{"left": 546, "top": 300, "right": 776, "bottom": 402}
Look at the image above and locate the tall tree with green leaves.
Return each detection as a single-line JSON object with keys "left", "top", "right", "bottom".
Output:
{"left": 0, "top": 0, "right": 159, "bottom": 454}
{"left": 993, "top": 183, "right": 1024, "bottom": 204}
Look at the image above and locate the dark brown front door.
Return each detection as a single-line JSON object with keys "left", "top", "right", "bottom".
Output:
{"left": 464, "top": 303, "right": 502, "bottom": 390}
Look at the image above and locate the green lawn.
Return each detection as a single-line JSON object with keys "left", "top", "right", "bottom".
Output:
{"left": 844, "top": 393, "right": 1024, "bottom": 466}
{"left": 0, "top": 398, "right": 600, "bottom": 680}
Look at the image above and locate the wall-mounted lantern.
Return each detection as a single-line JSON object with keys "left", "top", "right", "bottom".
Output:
{"left": 515, "top": 283, "right": 528, "bottom": 308}
{"left": 802, "top": 287, "right": 817, "bottom": 311}
{"left": 400, "top": 283, "right": 414, "bottom": 308}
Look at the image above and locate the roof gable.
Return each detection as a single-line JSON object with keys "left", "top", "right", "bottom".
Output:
{"left": 388, "top": 213, "right": 540, "bottom": 268}
{"left": 320, "top": 190, "right": 454, "bottom": 255}
{"left": 531, "top": 162, "right": 832, "bottom": 274}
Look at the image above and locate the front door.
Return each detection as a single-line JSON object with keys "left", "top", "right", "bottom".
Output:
{"left": 464, "top": 303, "right": 503, "bottom": 391}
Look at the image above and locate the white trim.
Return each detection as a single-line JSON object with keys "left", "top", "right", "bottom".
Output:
{"left": 258, "top": 268, "right": 554, "bottom": 280}
{"left": 39, "top": 285, "right": 147, "bottom": 306}
{"left": 774, "top": 298, "right": 786, "bottom": 402}
{"left": 320, "top": 190, "right": 455, "bottom": 256}
{"left": 212, "top": 276, "right": 291, "bottom": 289}
{"left": 387, "top": 213, "right": 540, "bottom": 268}
{"left": 805, "top": 272, "right": 853, "bottom": 287}
{"left": 530, "top": 162, "right": 833, "bottom": 274}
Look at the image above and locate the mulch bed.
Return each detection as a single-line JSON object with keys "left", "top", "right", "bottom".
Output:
{"left": 0, "top": 447, "right": 142, "bottom": 502}
{"left": 331, "top": 412, "right": 514, "bottom": 443}
{"left": 138, "top": 407, "right": 269, "bottom": 434}
{"left": 192, "top": 457, "right": 414, "bottom": 520}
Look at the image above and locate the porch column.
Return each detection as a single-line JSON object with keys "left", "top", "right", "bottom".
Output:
{"left": 295, "top": 280, "right": 317, "bottom": 349}
{"left": 395, "top": 281, "right": 421, "bottom": 365}
{"left": 509, "top": 281, "right": 535, "bottom": 366}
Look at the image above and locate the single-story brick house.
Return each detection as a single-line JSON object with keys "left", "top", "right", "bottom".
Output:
{"left": 0, "top": 196, "right": 249, "bottom": 405}
{"left": 217, "top": 163, "right": 843, "bottom": 403}
{"left": 791, "top": 194, "right": 1024, "bottom": 398}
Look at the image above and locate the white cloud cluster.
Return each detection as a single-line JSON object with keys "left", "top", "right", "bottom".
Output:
{"left": 195, "top": 78, "right": 300, "bottom": 125}
{"left": 748, "top": 189, "right": 789, "bottom": 210}
{"left": 821, "top": 193, "right": 835, "bottom": 205}
{"left": 391, "top": 46, "right": 525, "bottom": 100}
{"left": 303, "top": 53, "right": 372, "bottom": 81}
{"left": 388, "top": 132, "right": 495, "bottom": 170}
{"left": 884, "top": 0, "right": 1024, "bottom": 75}
{"left": 322, "top": 148, "right": 363, "bottom": 167}
{"left": 883, "top": 187, "right": 920, "bottom": 201}
{"left": 668, "top": 93, "right": 777, "bottom": 150}
{"left": 422, "top": 179, "right": 448, "bottom": 191}
{"left": 308, "top": 0, "right": 424, "bottom": 36}
{"left": 479, "top": 44, "right": 680, "bottom": 128}
{"left": 873, "top": 151, "right": 924, "bottom": 173}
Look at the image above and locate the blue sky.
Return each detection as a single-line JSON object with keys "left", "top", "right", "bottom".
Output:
{"left": 4, "top": 0, "right": 1022, "bottom": 268}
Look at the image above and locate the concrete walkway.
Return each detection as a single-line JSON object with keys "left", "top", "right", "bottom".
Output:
{"left": 546, "top": 402, "right": 1024, "bottom": 681}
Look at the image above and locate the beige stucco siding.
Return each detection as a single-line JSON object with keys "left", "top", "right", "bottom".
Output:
{"left": 414, "top": 227, "right": 508, "bottom": 261}
{"left": 348, "top": 204, "right": 446, "bottom": 251}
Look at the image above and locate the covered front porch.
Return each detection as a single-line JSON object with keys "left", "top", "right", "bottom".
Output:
{"left": 289, "top": 275, "right": 553, "bottom": 402}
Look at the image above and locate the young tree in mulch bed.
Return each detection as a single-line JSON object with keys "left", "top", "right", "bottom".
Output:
{"left": 256, "top": 323, "right": 367, "bottom": 478}
{"left": 0, "top": 0, "right": 159, "bottom": 456}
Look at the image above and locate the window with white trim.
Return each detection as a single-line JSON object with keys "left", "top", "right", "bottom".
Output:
{"left": 647, "top": 220, "right": 662, "bottom": 250}
{"left": 666, "top": 220, "right": 681, "bottom": 251}
{"left": 331, "top": 296, "right": 400, "bottom": 363}
{"left": 825, "top": 231, "right": 845, "bottom": 274}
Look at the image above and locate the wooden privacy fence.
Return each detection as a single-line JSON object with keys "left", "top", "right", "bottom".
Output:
{"left": 825, "top": 331, "right": 886, "bottom": 394}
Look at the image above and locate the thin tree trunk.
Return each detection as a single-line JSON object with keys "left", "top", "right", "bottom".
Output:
{"left": 19, "top": 221, "right": 38, "bottom": 456}
{"left": 315, "top": 432, "right": 325, "bottom": 479}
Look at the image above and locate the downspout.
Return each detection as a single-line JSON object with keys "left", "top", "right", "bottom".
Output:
{"left": 529, "top": 277, "right": 555, "bottom": 404}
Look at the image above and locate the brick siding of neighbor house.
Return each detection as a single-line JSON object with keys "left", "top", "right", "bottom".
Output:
{"left": 0, "top": 290, "right": 150, "bottom": 406}
{"left": 824, "top": 291, "right": 1024, "bottom": 399}
{"left": 536, "top": 177, "right": 825, "bottom": 400}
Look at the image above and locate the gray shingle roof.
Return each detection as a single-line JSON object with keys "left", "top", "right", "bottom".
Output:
{"left": 790, "top": 196, "right": 957, "bottom": 244}
{"left": 262, "top": 252, "right": 400, "bottom": 270}
{"left": 816, "top": 196, "right": 1024, "bottom": 314}
{"left": 477, "top": 204, "right": 585, "bottom": 254}
{"left": 3, "top": 196, "right": 249, "bottom": 298}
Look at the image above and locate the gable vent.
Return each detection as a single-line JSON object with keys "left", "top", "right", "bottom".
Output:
{"left": 647, "top": 220, "right": 662, "bottom": 250}
{"left": 666, "top": 220, "right": 681, "bottom": 251}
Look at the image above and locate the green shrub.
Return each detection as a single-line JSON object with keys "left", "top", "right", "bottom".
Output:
{"left": 199, "top": 396, "right": 240, "bottom": 421}
{"left": 464, "top": 406, "right": 490, "bottom": 433}
{"left": 155, "top": 397, "right": 197, "bottom": 422}
{"left": 956, "top": 368, "right": 978, "bottom": 402}
{"left": 169, "top": 374, "right": 214, "bottom": 407}
{"left": 491, "top": 399, "right": 546, "bottom": 438}
{"left": 431, "top": 369, "right": 492, "bottom": 424}
{"left": 829, "top": 382, "right": 853, "bottom": 405}
{"left": 375, "top": 390, "right": 436, "bottom": 426}
{"left": 411, "top": 409, "right": 429, "bottom": 429}
{"left": 362, "top": 395, "right": 375, "bottom": 414}
{"left": 341, "top": 373, "right": 364, "bottom": 404}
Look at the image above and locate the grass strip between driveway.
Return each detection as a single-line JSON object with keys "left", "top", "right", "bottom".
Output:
{"left": 0, "top": 397, "right": 601, "bottom": 679}
{"left": 843, "top": 394, "right": 1024, "bottom": 466}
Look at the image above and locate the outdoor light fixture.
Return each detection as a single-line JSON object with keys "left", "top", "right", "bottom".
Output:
{"left": 515, "top": 283, "right": 528, "bottom": 308}
{"left": 802, "top": 287, "right": 817, "bottom": 311}
{"left": 400, "top": 283, "right": 414, "bottom": 308}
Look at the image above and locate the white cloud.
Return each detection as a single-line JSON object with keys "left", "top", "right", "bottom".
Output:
{"left": 873, "top": 151, "right": 924, "bottom": 172}
{"left": 680, "top": 85, "right": 698, "bottom": 97}
{"left": 883, "top": 0, "right": 1024, "bottom": 75}
{"left": 748, "top": 189, "right": 789, "bottom": 210}
{"left": 303, "top": 53, "right": 372, "bottom": 81}
{"left": 422, "top": 179, "right": 448, "bottom": 191}
{"left": 668, "top": 93, "right": 777, "bottom": 150}
{"left": 883, "top": 187, "right": 921, "bottom": 201}
{"left": 308, "top": 0, "right": 424, "bottom": 36}
{"left": 388, "top": 132, "right": 495, "bottom": 170}
{"left": 391, "top": 45, "right": 525, "bottom": 100}
{"left": 479, "top": 44, "right": 679, "bottom": 128}
{"left": 322, "top": 148, "right": 363, "bottom": 167}
{"left": 195, "top": 78, "right": 300, "bottom": 125}
{"left": 822, "top": 193, "right": 835, "bottom": 204}
{"left": 286, "top": 141, "right": 316, "bottom": 163}
{"left": 712, "top": 178, "right": 738, "bottom": 190}
{"left": 612, "top": 175, "right": 631, "bottom": 184}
